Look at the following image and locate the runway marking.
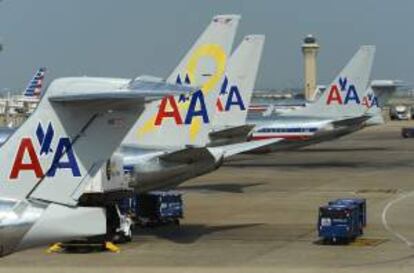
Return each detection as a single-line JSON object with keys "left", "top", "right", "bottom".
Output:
{"left": 382, "top": 190, "right": 414, "bottom": 248}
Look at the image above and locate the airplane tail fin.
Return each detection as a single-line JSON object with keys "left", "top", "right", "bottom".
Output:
{"left": 213, "top": 35, "right": 265, "bottom": 129}
{"left": 0, "top": 77, "right": 192, "bottom": 206}
{"left": 291, "top": 46, "right": 376, "bottom": 118}
{"left": 166, "top": 14, "right": 240, "bottom": 85}
{"left": 364, "top": 87, "right": 385, "bottom": 126}
{"left": 124, "top": 15, "right": 240, "bottom": 148}
{"left": 23, "top": 68, "right": 47, "bottom": 98}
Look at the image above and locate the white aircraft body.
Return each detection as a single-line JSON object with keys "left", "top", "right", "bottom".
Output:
{"left": 245, "top": 46, "right": 381, "bottom": 152}
{"left": 0, "top": 65, "right": 194, "bottom": 257}
{"left": 79, "top": 15, "right": 279, "bottom": 197}
{"left": 0, "top": 16, "right": 274, "bottom": 200}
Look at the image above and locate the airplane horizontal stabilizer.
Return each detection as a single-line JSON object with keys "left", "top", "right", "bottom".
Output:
{"left": 208, "top": 138, "right": 283, "bottom": 159}
{"left": 159, "top": 147, "right": 215, "bottom": 164}
{"left": 331, "top": 115, "right": 372, "bottom": 128}
{"left": 49, "top": 83, "right": 196, "bottom": 103}
{"left": 160, "top": 138, "right": 282, "bottom": 165}
{"left": 209, "top": 124, "right": 255, "bottom": 140}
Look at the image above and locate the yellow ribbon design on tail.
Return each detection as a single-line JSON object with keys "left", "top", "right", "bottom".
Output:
{"left": 137, "top": 44, "right": 227, "bottom": 142}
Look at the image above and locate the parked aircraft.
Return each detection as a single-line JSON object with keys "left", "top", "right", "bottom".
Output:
{"left": 246, "top": 46, "right": 379, "bottom": 152}
{"left": 78, "top": 16, "right": 277, "bottom": 202}
{"left": 0, "top": 75, "right": 193, "bottom": 256}
{"left": 118, "top": 34, "right": 272, "bottom": 193}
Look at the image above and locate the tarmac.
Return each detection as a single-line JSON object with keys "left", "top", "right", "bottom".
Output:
{"left": 2, "top": 120, "right": 414, "bottom": 273}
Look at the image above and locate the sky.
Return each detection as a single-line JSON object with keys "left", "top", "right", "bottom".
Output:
{"left": 0, "top": 0, "right": 413, "bottom": 91}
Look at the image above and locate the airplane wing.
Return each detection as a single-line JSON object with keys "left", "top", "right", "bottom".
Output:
{"left": 209, "top": 124, "right": 255, "bottom": 140}
{"left": 160, "top": 138, "right": 282, "bottom": 164}
{"left": 208, "top": 138, "right": 283, "bottom": 159}
{"left": 331, "top": 115, "right": 372, "bottom": 128}
{"left": 209, "top": 124, "right": 255, "bottom": 143}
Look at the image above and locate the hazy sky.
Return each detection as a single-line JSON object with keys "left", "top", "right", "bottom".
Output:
{"left": 0, "top": 0, "right": 413, "bottom": 91}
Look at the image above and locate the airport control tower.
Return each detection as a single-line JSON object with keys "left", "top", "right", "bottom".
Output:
{"left": 302, "top": 34, "right": 320, "bottom": 101}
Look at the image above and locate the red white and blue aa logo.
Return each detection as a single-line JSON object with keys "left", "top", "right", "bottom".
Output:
{"left": 216, "top": 76, "right": 245, "bottom": 112}
{"left": 326, "top": 77, "right": 360, "bottom": 105}
{"left": 154, "top": 74, "right": 209, "bottom": 126}
{"left": 9, "top": 122, "right": 81, "bottom": 179}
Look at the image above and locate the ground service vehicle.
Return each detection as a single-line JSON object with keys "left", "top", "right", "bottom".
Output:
{"left": 401, "top": 127, "right": 414, "bottom": 138}
{"left": 318, "top": 204, "right": 362, "bottom": 243}
{"left": 390, "top": 105, "right": 411, "bottom": 120}
{"left": 329, "top": 198, "right": 367, "bottom": 228}
{"left": 119, "top": 191, "right": 183, "bottom": 227}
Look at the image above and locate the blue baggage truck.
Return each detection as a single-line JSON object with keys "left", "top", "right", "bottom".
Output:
{"left": 402, "top": 127, "right": 414, "bottom": 138}
{"left": 118, "top": 191, "right": 183, "bottom": 227}
{"left": 329, "top": 198, "right": 366, "bottom": 228}
{"left": 318, "top": 204, "right": 361, "bottom": 243}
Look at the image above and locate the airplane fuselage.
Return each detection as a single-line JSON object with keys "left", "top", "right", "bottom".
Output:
{"left": 246, "top": 115, "right": 365, "bottom": 152}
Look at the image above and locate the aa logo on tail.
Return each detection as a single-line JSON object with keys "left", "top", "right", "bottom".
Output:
{"left": 326, "top": 77, "right": 379, "bottom": 108}
{"left": 154, "top": 74, "right": 209, "bottom": 126}
{"left": 326, "top": 77, "right": 360, "bottom": 105}
{"left": 361, "top": 92, "right": 379, "bottom": 108}
{"left": 10, "top": 122, "right": 81, "bottom": 179}
{"left": 216, "top": 76, "right": 245, "bottom": 112}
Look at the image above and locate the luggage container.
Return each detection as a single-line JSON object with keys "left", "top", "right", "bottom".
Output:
{"left": 318, "top": 204, "right": 361, "bottom": 243}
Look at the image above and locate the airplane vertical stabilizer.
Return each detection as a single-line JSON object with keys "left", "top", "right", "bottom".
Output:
{"left": 289, "top": 46, "right": 376, "bottom": 119}
{"left": 166, "top": 14, "right": 240, "bottom": 85}
{"left": 0, "top": 77, "right": 189, "bottom": 205}
{"left": 213, "top": 35, "right": 265, "bottom": 129}
{"left": 23, "top": 68, "right": 47, "bottom": 98}
{"left": 124, "top": 15, "right": 240, "bottom": 148}
{"left": 365, "top": 87, "right": 385, "bottom": 126}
